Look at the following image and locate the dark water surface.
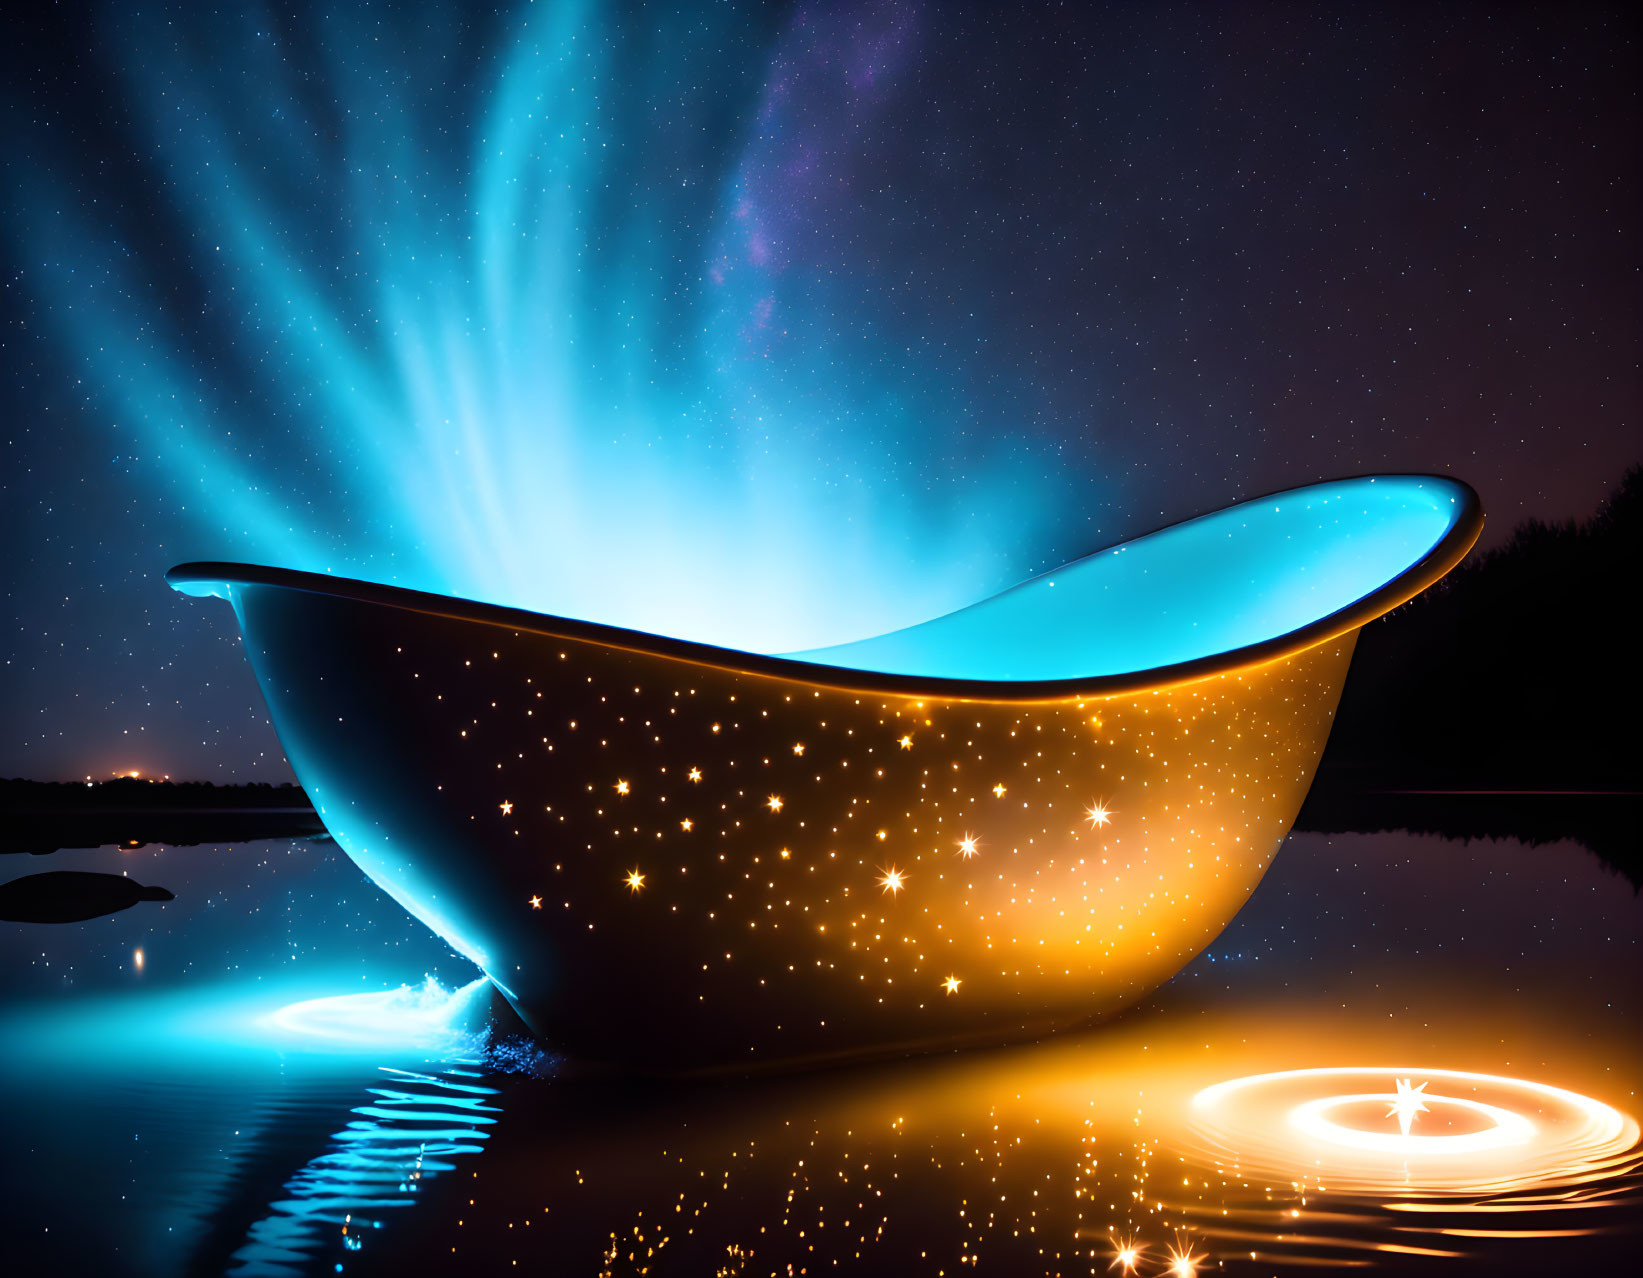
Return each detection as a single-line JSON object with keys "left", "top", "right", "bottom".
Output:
{"left": 2, "top": 822, "right": 1638, "bottom": 1276}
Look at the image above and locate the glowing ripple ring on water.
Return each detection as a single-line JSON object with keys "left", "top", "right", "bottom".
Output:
{"left": 1188, "top": 1067, "right": 1642, "bottom": 1195}
{"left": 1289, "top": 1091, "right": 1535, "bottom": 1156}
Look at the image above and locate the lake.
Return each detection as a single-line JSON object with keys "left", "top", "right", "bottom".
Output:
{"left": 1, "top": 821, "right": 1638, "bottom": 1276}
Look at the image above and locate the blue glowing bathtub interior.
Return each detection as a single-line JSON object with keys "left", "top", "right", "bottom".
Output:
{"left": 788, "top": 476, "right": 1467, "bottom": 681}
{"left": 168, "top": 474, "right": 1472, "bottom": 685}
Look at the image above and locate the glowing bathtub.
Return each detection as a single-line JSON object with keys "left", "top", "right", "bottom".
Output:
{"left": 169, "top": 475, "right": 1480, "bottom": 1072}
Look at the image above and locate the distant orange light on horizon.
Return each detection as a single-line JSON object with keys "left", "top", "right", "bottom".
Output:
{"left": 87, "top": 768, "right": 173, "bottom": 782}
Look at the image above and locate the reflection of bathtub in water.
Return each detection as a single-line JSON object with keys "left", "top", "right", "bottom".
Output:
{"left": 169, "top": 475, "right": 1481, "bottom": 1072}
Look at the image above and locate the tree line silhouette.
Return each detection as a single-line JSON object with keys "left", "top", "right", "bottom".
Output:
{"left": 1315, "top": 463, "right": 1641, "bottom": 792}
{"left": 1300, "top": 464, "right": 1641, "bottom": 883}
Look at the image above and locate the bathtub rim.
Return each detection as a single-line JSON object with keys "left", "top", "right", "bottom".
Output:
{"left": 166, "top": 473, "right": 1482, "bottom": 704}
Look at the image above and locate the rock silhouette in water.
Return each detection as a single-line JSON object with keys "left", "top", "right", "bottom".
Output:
{"left": 0, "top": 870, "right": 175, "bottom": 922}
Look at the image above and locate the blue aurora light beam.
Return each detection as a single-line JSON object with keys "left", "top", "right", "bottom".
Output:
{"left": 14, "top": 0, "right": 1084, "bottom": 653}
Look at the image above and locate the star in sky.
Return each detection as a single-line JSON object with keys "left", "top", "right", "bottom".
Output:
{"left": 767, "top": 794, "right": 783, "bottom": 812}
{"left": 992, "top": 783, "right": 1006, "bottom": 798}
{"left": 624, "top": 868, "right": 646, "bottom": 893}
{"left": 528, "top": 894, "right": 542, "bottom": 909}
{"left": 942, "top": 975, "right": 961, "bottom": 994}
{"left": 615, "top": 779, "right": 630, "bottom": 795}
{"left": 958, "top": 833, "right": 979, "bottom": 858}
{"left": 499, "top": 800, "right": 513, "bottom": 815}
{"left": 878, "top": 866, "right": 906, "bottom": 895}
{"left": 1085, "top": 800, "right": 1113, "bottom": 829}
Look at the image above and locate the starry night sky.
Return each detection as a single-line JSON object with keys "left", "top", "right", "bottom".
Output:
{"left": 3, "top": 1, "right": 1638, "bottom": 782}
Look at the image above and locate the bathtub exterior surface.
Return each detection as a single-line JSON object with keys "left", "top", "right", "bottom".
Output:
{"left": 225, "top": 578, "right": 1357, "bottom": 1071}
{"left": 176, "top": 475, "right": 1482, "bottom": 1071}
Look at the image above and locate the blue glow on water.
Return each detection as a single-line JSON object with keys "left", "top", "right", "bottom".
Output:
{"left": 0, "top": 977, "right": 491, "bottom": 1070}
{"left": 796, "top": 476, "right": 1466, "bottom": 680}
{"left": 267, "top": 977, "right": 493, "bottom": 1055}
{"left": 13, "top": 1, "right": 1083, "bottom": 654}
{"left": 228, "top": 1060, "right": 500, "bottom": 1277}
{"left": 0, "top": 972, "right": 526, "bottom": 1272}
